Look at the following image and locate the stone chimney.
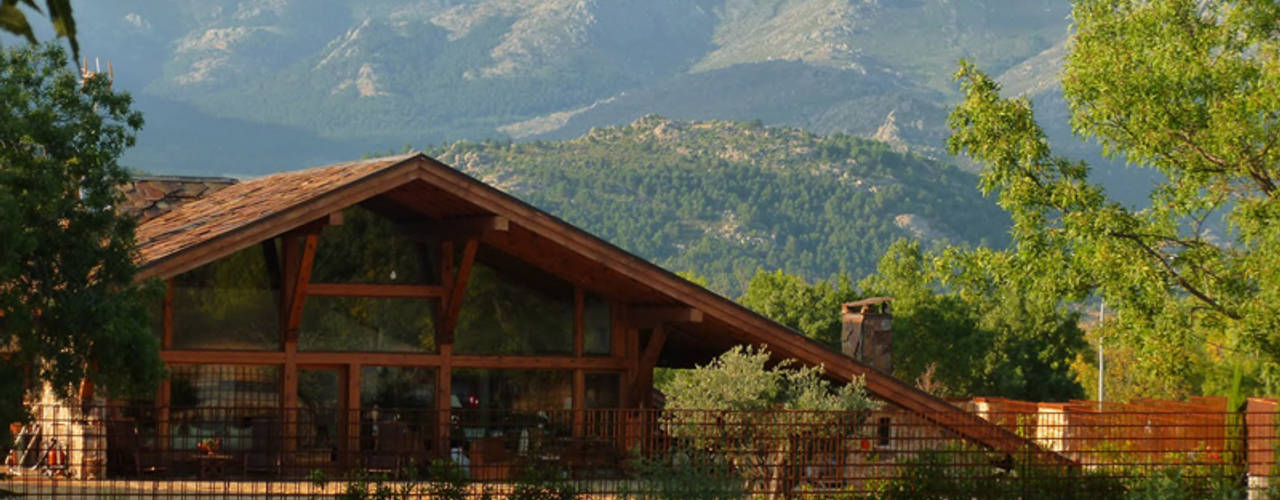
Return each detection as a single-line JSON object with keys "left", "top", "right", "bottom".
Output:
{"left": 841, "top": 297, "right": 893, "bottom": 374}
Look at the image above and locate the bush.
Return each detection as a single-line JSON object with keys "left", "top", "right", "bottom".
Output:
{"left": 623, "top": 448, "right": 746, "bottom": 500}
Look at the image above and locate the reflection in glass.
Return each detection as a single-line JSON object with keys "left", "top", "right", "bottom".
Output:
{"left": 454, "top": 248, "right": 573, "bottom": 355}
{"left": 298, "top": 369, "right": 340, "bottom": 459}
{"left": 312, "top": 206, "right": 435, "bottom": 285}
{"left": 584, "top": 294, "right": 611, "bottom": 355}
{"left": 172, "top": 246, "right": 279, "bottom": 350}
{"left": 585, "top": 373, "right": 621, "bottom": 409}
{"left": 300, "top": 297, "right": 437, "bottom": 352}
{"left": 168, "top": 364, "right": 281, "bottom": 452}
{"left": 361, "top": 367, "right": 437, "bottom": 457}
{"left": 450, "top": 370, "right": 574, "bottom": 465}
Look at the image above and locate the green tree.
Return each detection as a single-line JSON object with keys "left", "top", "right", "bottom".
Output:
{"left": 860, "top": 240, "right": 1085, "bottom": 401}
{"left": 0, "top": 0, "right": 76, "bottom": 61}
{"left": 663, "top": 345, "right": 879, "bottom": 497}
{"left": 737, "top": 269, "right": 856, "bottom": 348}
{"left": 947, "top": 0, "right": 1280, "bottom": 397}
{"left": 0, "top": 44, "right": 160, "bottom": 443}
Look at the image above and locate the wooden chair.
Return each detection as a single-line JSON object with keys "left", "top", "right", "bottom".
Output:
{"left": 105, "top": 418, "right": 166, "bottom": 477}
{"left": 365, "top": 421, "right": 411, "bottom": 477}
{"left": 243, "top": 417, "right": 282, "bottom": 476}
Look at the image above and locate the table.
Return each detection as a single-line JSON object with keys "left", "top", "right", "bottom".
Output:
{"left": 194, "top": 453, "right": 234, "bottom": 479}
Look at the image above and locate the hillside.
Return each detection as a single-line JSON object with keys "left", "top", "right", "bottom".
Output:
{"left": 430, "top": 117, "right": 1009, "bottom": 295}
{"left": 62, "top": 0, "right": 1094, "bottom": 180}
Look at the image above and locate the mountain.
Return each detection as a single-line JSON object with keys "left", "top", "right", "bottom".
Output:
{"left": 61, "top": 0, "right": 1107, "bottom": 180}
{"left": 429, "top": 116, "right": 1009, "bottom": 295}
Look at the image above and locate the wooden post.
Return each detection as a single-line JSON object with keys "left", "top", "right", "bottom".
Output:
{"left": 573, "top": 369, "right": 585, "bottom": 438}
{"left": 156, "top": 379, "right": 171, "bottom": 453}
{"left": 574, "top": 288, "right": 585, "bottom": 357}
{"left": 435, "top": 344, "right": 452, "bottom": 458}
{"left": 346, "top": 364, "right": 361, "bottom": 466}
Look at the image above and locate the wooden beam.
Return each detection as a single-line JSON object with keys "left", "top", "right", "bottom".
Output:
{"left": 328, "top": 211, "right": 344, "bottom": 226}
{"left": 285, "top": 234, "right": 319, "bottom": 340}
{"left": 573, "top": 369, "right": 585, "bottom": 438}
{"left": 157, "top": 349, "right": 629, "bottom": 370}
{"left": 629, "top": 305, "right": 702, "bottom": 328}
{"left": 439, "top": 237, "right": 478, "bottom": 344}
{"left": 399, "top": 216, "right": 509, "bottom": 241}
{"left": 307, "top": 283, "right": 445, "bottom": 298}
{"left": 345, "top": 363, "right": 361, "bottom": 466}
{"left": 630, "top": 326, "right": 667, "bottom": 408}
{"left": 573, "top": 288, "right": 585, "bottom": 357}
{"left": 435, "top": 343, "right": 452, "bottom": 458}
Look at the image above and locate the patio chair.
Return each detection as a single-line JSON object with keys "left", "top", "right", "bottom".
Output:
{"left": 365, "top": 421, "right": 412, "bottom": 477}
{"left": 105, "top": 418, "right": 166, "bottom": 477}
{"left": 243, "top": 417, "right": 282, "bottom": 476}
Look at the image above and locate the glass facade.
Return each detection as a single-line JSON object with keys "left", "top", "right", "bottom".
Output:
{"left": 300, "top": 297, "right": 437, "bottom": 352}
{"left": 584, "top": 293, "right": 611, "bottom": 355}
{"left": 312, "top": 206, "right": 435, "bottom": 285}
{"left": 171, "top": 246, "right": 280, "bottom": 350}
{"left": 454, "top": 248, "right": 575, "bottom": 355}
{"left": 168, "top": 364, "right": 281, "bottom": 452}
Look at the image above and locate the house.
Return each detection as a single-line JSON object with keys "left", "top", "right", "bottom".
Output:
{"left": 22, "top": 153, "right": 1044, "bottom": 483}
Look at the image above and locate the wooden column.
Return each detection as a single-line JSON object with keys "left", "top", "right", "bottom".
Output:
{"left": 435, "top": 239, "right": 455, "bottom": 458}
{"left": 157, "top": 279, "right": 173, "bottom": 451}
{"left": 345, "top": 363, "right": 361, "bottom": 466}
{"left": 281, "top": 233, "right": 318, "bottom": 458}
{"left": 573, "top": 369, "right": 585, "bottom": 438}
{"left": 435, "top": 344, "right": 452, "bottom": 458}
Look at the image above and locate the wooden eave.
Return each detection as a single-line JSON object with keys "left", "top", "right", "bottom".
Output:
{"left": 133, "top": 153, "right": 1069, "bottom": 464}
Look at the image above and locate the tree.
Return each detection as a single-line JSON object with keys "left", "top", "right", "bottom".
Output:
{"left": 860, "top": 240, "right": 1085, "bottom": 401}
{"left": 947, "top": 0, "right": 1280, "bottom": 397}
{"left": 663, "top": 345, "right": 879, "bottom": 497}
{"left": 0, "top": 44, "right": 160, "bottom": 444}
{"left": 0, "top": 1, "right": 76, "bottom": 62}
{"left": 737, "top": 269, "right": 856, "bottom": 349}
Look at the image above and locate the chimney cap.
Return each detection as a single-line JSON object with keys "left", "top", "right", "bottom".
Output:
{"left": 842, "top": 297, "right": 893, "bottom": 314}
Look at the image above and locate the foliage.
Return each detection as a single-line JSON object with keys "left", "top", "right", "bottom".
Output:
{"left": 663, "top": 345, "right": 879, "bottom": 496}
{"left": 860, "top": 240, "right": 1085, "bottom": 400}
{"left": 0, "top": 43, "right": 161, "bottom": 443}
{"left": 429, "top": 117, "right": 1009, "bottom": 296}
{"left": 510, "top": 463, "right": 579, "bottom": 500}
{"left": 623, "top": 448, "right": 746, "bottom": 500}
{"left": 738, "top": 269, "right": 857, "bottom": 348}
{"left": 0, "top": 0, "right": 76, "bottom": 62}
{"left": 946, "top": 0, "right": 1280, "bottom": 397}
{"left": 423, "top": 459, "right": 472, "bottom": 500}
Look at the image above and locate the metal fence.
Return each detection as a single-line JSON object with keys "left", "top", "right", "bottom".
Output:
{"left": 4, "top": 405, "right": 1278, "bottom": 498}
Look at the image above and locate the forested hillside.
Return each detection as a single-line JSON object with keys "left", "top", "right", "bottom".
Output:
{"left": 428, "top": 116, "right": 1009, "bottom": 295}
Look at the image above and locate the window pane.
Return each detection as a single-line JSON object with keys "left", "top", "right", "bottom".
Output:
{"left": 172, "top": 246, "right": 279, "bottom": 351}
{"left": 300, "top": 297, "right": 437, "bottom": 352}
{"left": 361, "top": 367, "right": 438, "bottom": 458}
{"left": 584, "top": 294, "right": 611, "bottom": 355}
{"left": 454, "top": 249, "right": 573, "bottom": 355}
{"left": 451, "top": 370, "right": 572, "bottom": 411}
{"left": 585, "top": 373, "right": 620, "bottom": 409}
{"left": 450, "top": 370, "right": 574, "bottom": 458}
{"left": 168, "top": 365, "right": 281, "bottom": 452}
{"left": 312, "top": 206, "right": 435, "bottom": 285}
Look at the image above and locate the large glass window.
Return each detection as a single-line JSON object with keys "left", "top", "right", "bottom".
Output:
{"left": 450, "top": 370, "right": 573, "bottom": 461}
{"left": 300, "top": 297, "right": 437, "bottom": 352}
{"left": 312, "top": 206, "right": 435, "bottom": 285}
{"left": 172, "top": 246, "right": 280, "bottom": 350}
{"left": 168, "top": 365, "right": 281, "bottom": 452}
{"left": 454, "top": 248, "right": 574, "bottom": 355}
{"left": 583, "top": 294, "right": 612, "bottom": 355}
{"left": 360, "top": 367, "right": 437, "bottom": 456}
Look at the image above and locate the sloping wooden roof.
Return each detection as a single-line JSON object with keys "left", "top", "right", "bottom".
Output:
{"left": 121, "top": 175, "right": 238, "bottom": 222}
{"left": 134, "top": 153, "right": 1064, "bottom": 461}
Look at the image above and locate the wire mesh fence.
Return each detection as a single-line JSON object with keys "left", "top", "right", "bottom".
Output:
{"left": 3, "top": 404, "right": 1278, "bottom": 498}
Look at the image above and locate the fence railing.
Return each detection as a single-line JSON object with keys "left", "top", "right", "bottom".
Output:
{"left": 4, "top": 405, "right": 1278, "bottom": 498}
